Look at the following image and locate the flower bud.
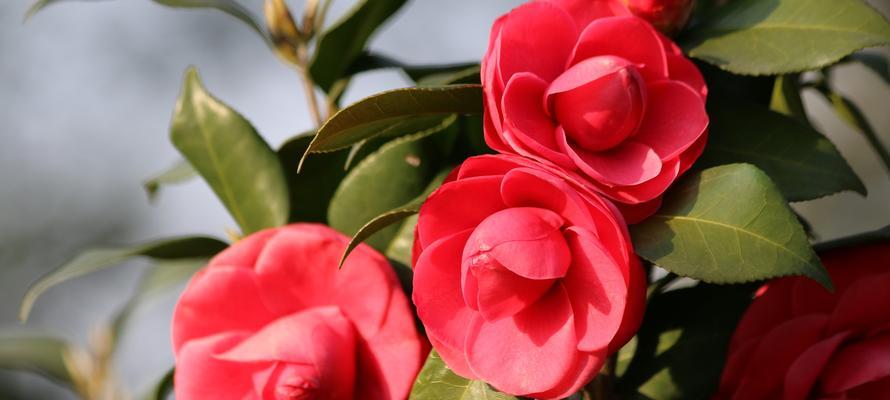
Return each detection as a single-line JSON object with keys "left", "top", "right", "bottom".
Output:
{"left": 264, "top": 0, "right": 301, "bottom": 65}
{"left": 622, "top": 0, "right": 696, "bottom": 36}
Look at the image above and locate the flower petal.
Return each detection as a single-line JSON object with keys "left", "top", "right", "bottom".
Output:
{"left": 497, "top": 2, "right": 578, "bottom": 83}
{"left": 417, "top": 176, "right": 506, "bottom": 249}
{"left": 783, "top": 331, "right": 852, "bottom": 400}
{"left": 569, "top": 16, "right": 668, "bottom": 81}
{"left": 544, "top": 0, "right": 630, "bottom": 30}
{"left": 501, "top": 73, "right": 572, "bottom": 168}
{"left": 633, "top": 80, "right": 708, "bottom": 160}
{"left": 564, "top": 137, "right": 663, "bottom": 186}
{"left": 821, "top": 334, "right": 890, "bottom": 393}
{"left": 174, "top": 332, "right": 257, "bottom": 400}
{"left": 828, "top": 271, "right": 890, "bottom": 334}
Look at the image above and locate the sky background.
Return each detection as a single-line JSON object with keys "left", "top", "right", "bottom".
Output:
{"left": 1, "top": 0, "right": 888, "bottom": 398}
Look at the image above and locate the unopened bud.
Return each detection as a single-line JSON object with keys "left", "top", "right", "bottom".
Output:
{"left": 622, "top": 0, "right": 696, "bottom": 36}
{"left": 264, "top": 0, "right": 302, "bottom": 65}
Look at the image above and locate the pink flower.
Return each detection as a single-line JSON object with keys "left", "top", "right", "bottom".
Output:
{"left": 412, "top": 154, "right": 646, "bottom": 398}
{"left": 172, "top": 224, "right": 426, "bottom": 400}
{"left": 621, "top": 0, "right": 696, "bottom": 35}
{"left": 716, "top": 241, "right": 890, "bottom": 399}
{"left": 482, "top": 0, "right": 708, "bottom": 219}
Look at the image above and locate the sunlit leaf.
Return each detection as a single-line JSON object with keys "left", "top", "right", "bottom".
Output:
{"left": 409, "top": 351, "right": 517, "bottom": 400}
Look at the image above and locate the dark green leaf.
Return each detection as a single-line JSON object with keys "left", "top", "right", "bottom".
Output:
{"left": 339, "top": 168, "right": 450, "bottom": 268}
{"left": 684, "top": 0, "right": 890, "bottom": 75}
{"left": 278, "top": 134, "right": 349, "bottom": 223}
{"left": 140, "top": 368, "right": 174, "bottom": 400}
{"left": 770, "top": 74, "right": 809, "bottom": 124}
{"left": 410, "top": 351, "right": 517, "bottom": 400}
{"left": 617, "top": 284, "right": 753, "bottom": 399}
{"left": 328, "top": 120, "right": 457, "bottom": 252}
{"left": 631, "top": 164, "right": 832, "bottom": 289}
{"left": 300, "top": 85, "right": 481, "bottom": 164}
{"left": 27, "top": 0, "right": 271, "bottom": 47}
{"left": 143, "top": 159, "right": 197, "bottom": 201}
{"left": 0, "top": 335, "right": 73, "bottom": 384}
{"left": 817, "top": 88, "right": 890, "bottom": 171}
{"left": 698, "top": 99, "right": 865, "bottom": 201}
{"left": 20, "top": 236, "right": 227, "bottom": 321}
{"left": 697, "top": 61, "right": 775, "bottom": 105}
{"left": 309, "top": 0, "right": 408, "bottom": 92}
{"left": 849, "top": 51, "right": 890, "bottom": 84}
{"left": 171, "top": 68, "right": 289, "bottom": 234}
{"left": 347, "top": 53, "right": 480, "bottom": 85}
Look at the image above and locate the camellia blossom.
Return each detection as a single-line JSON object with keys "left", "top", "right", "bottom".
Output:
{"left": 412, "top": 154, "right": 646, "bottom": 399}
{"left": 716, "top": 241, "right": 890, "bottom": 399}
{"left": 171, "top": 224, "right": 426, "bottom": 400}
{"left": 481, "top": 0, "right": 708, "bottom": 219}
{"left": 621, "top": 0, "right": 696, "bottom": 35}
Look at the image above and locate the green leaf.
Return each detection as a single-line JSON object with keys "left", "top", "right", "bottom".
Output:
{"left": 630, "top": 164, "right": 832, "bottom": 289}
{"left": 617, "top": 284, "right": 753, "bottom": 400}
{"left": 328, "top": 120, "right": 457, "bottom": 252}
{"left": 26, "top": 0, "right": 271, "bottom": 47}
{"left": 338, "top": 168, "right": 450, "bottom": 268}
{"left": 143, "top": 159, "right": 197, "bottom": 201}
{"left": 20, "top": 236, "right": 227, "bottom": 321}
{"left": 849, "top": 51, "right": 890, "bottom": 84}
{"left": 386, "top": 214, "right": 419, "bottom": 266}
{"left": 684, "top": 0, "right": 890, "bottom": 75}
{"left": 300, "top": 85, "right": 481, "bottom": 165}
{"left": 697, "top": 99, "right": 865, "bottom": 201}
{"left": 817, "top": 88, "right": 890, "bottom": 171}
{"left": 278, "top": 134, "right": 350, "bottom": 223}
{"left": 410, "top": 351, "right": 517, "bottom": 400}
{"left": 770, "top": 74, "right": 809, "bottom": 124}
{"left": 0, "top": 335, "right": 73, "bottom": 384}
{"left": 140, "top": 367, "right": 174, "bottom": 400}
{"left": 347, "top": 53, "right": 480, "bottom": 85}
{"left": 309, "top": 0, "right": 408, "bottom": 92}
{"left": 171, "top": 68, "right": 289, "bottom": 234}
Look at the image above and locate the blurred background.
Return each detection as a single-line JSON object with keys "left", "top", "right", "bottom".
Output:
{"left": 1, "top": 0, "right": 888, "bottom": 397}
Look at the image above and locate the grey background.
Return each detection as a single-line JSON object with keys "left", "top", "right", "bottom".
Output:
{"left": 1, "top": 0, "right": 888, "bottom": 397}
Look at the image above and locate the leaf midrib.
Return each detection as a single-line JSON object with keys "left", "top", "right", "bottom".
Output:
{"left": 195, "top": 103, "right": 249, "bottom": 231}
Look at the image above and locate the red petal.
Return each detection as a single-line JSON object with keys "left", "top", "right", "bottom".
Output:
{"left": 497, "top": 2, "right": 578, "bottom": 83}
{"left": 562, "top": 135, "right": 663, "bottom": 186}
{"left": 633, "top": 80, "right": 708, "bottom": 160}
{"left": 563, "top": 227, "right": 627, "bottom": 352}
{"left": 429, "top": 335, "right": 477, "bottom": 380}
{"left": 783, "top": 331, "right": 852, "bottom": 400}
{"left": 174, "top": 332, "right": 258, "bottom": 400}
{"left": 465, "top": 284, "right": 580, "bottom": 396}
{"left": 544, "top": 0, "right": 630, "bottom": 30}
{"left": 500, "top": 167, "right": 598, "bottom": 229}
{"left": 821, "top": 334, "right": 890, "bottom": 393}
{"left": 828, "top": 271, "right": 890, "bottom": 334}
{"left": 501, "top": 73, "right": 572, "bottom": 168}
{"left": 416, "top": 176, "right": 506, "bottom": 249}
{"left": 569, "top": 16, "right": 668, "bottom": 81}
{"left": 667, "top": 54, "right": 708, "bottom": 99}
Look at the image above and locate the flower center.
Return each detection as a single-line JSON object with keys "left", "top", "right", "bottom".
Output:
{"left": 547, "top": 56, "right": 647, "bottom": 152}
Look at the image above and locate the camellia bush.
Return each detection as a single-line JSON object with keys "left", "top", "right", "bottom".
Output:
{"left": 5, "top": 0, "right": 890, "bottom": 398}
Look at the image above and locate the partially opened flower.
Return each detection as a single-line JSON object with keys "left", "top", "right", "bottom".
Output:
{"left": 716, "top": 240, "right": 890, "bottom": 399}
{"left": 412, "top": 154, "right": 646, "bottom": 399}
{"left": 482, "top": 0, "right": 708, "bottom": 220}
{"left": 172, "top": 224, "right": 426, "bottom": 400}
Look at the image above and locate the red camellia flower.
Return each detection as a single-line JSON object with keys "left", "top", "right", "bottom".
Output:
{"left": 172, "top": 224, "right": 426, "bottom": 400}
{"left": 621, "top": 0, "right": 696, "bottom": 35}
{"left": 716, "top": 240, "right": 890, "bottom": 399}
{"left": 481, "top": 0, "right": 708, "bottom": 218}
{"left": 412, "top": 154, "right": 646, "bottom": 398}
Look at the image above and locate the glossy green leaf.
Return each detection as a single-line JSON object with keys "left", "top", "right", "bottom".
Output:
{"left": 617, "top": 284, "right": 753, "bottom": 400}
{"left": 685, "top": 0, "right": 890, "bottom": 75}
{"left": 26, "top": 0, "right": 270, "bottom": 47}
{"left": 171, "top": 68, "right": 289, "bottom": 234}
{"left": 339, "top": 169, "right": 449, "bottom": 268}
{"left": 300, "top": 85, "right": 480, "bottom": 161}
{"left": 328, "top": 121, "right": 457, "bottom": 252}
{"left": 770, "top": 74, "right": 809, "bottom": 124}
{"left": 697, "top": 99, "right": 865, "bottom": 201}
{"left": 0, "top": 335, "right": 73, "bottom": 384}
{"left": 630, "top": 164, "right": 831, "bottom": 289}
{"left": 143, "top": 159, "right": 197, "bottom": 201}
{"left": 309, "top": 0, "right": 408, "bottom": 92}
{"left": 817, "top": 88, "right": 890, "bottom": 171}
{"left": 386, "top": 214, "right": 419, "bottom": 266}
{"left": 410, "top": 351, "right": 517, "bottom": 400}
{"left": 278, "top": 134, "right": 350, "bottom": 223}
{"left": 20, "top": 236, "right": 227, "bottom": 321}
{"left": 140, "top": 367, "right": 174, "bottom": 400}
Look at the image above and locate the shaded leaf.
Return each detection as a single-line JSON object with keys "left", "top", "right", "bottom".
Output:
{"left": 698, "top": 99, "right": 865, "bottom": 201}
{"left": 617, "top": 284, "right": 754, "bottom": 399}
{"left": 816, "top": 88, "right": 890, "bottom": 171}
{"left": 27, "top": 0, "right": 271, "bottom": 47}
{"left": 770, "top": 74, "right": 809, "bottom": 124}
{"left": 348, "top": 53, "right": 480, "bottom": 85}
{"left": 684, "top": 0, "right": 890, "bottom": 75}
{"left": 171, "top": 68, "right": 289, "bottom": 234}
{"left": 140, "top": 367, "right": 174, "bottom": 400}
{"left": 409, "top": 351, "right": 517, "bottom": 400}
{"left": 143, "top": 159, "right": 197, "bottom": 201}
{"left": 0, "top": 335, "right": 73, "bottom": 384}
{"left": 849, "top": 51, "right": 890, "bottom": 84}
{"left": 339, "top": 168, "right": 450, "bottom": 268}
{"left": 328, "top": 120, "right": 457, "bottom": 251}
{"left": 630, "top": 164, "right": 831, "bottom": 289}
{"left": 309, "top": 0, "right": 408, "bottom": 92}
{"left": 20, "top": 236, "right": 227, "bottom": 321}
{"left": 300, "top": 85, "right": 481, "bottom": 162}
{"left": 278, "top": 134, "right": 349, "bottom": 223}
